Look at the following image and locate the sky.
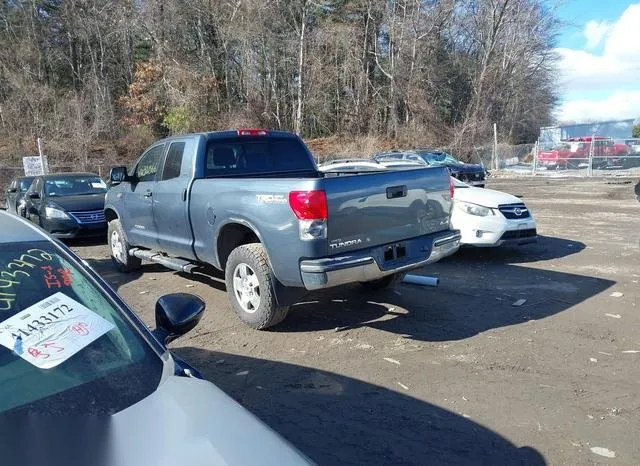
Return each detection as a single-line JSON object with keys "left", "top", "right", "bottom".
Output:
{"left": 554, "top": 0, "right": 640, "bottom": 123}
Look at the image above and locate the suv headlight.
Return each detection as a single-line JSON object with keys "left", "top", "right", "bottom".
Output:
{"left": 456, "top": 201, "right": 494, "bottom": 217}
{"left": 45, "top": 206, "right": 70, "bottom": 220}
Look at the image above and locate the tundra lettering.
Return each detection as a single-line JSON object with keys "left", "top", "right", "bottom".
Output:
{"left": 329, "top": 239, "right": 363, "bottom": 250}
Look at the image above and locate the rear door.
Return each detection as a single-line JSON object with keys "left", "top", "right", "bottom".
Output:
{"left": 322, "top": 166, "right": 451, "bottom": 254}
{"left": 153, "top": 139, "right": 195, "bottom": 258}
{"left": 123, "top": 144, "right": 165, "bottom": 247}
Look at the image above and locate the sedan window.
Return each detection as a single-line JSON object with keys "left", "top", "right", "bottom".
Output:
{"left": 44, "top": 176, "right": 107, "bottom": 197}
{"left": 0, "top": 242, "right": 163, "bottom": 414}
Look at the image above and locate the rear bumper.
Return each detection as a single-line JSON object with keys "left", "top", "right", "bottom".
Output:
{"left": 299, "top": 230, "right": 460, "bottom": 291}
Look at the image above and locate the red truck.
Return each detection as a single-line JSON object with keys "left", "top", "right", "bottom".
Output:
{"left": 537, "top": 136, "right": 630, "bottom": 169}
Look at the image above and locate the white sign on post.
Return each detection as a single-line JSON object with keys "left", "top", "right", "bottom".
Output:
{"left": 23, "top": 156, "right": 49, "bottom": 176}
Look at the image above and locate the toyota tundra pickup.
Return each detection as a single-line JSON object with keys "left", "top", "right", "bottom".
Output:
{"left": 105, "top": 129, "right": 460, "bottom": 329}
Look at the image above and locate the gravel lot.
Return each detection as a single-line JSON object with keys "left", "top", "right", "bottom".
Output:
{"left": 71, "top": 177, "right": 639, "bottom": 465}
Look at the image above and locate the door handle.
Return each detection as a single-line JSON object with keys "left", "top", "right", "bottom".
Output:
{"left": 386, "top": 185, "right": 407, "bottom": 199}
{"left": 144, "top": 191, "right": 153, "bottom": 198}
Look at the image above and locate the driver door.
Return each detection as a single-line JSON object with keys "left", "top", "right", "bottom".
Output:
{"left": 122, "top": 144, "right": 165, "bottom": 248}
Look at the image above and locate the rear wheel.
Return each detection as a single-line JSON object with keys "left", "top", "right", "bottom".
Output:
{"left": 225, "top": 243, "right": 289, "bottom": 329}
{"left": 360, "top": 272, "right": 406, "bottom": 291}
{"left": 108, "top": 219, "right": 142, "bottom": 273}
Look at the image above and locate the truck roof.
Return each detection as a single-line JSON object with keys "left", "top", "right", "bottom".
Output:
{"left": 154, "top": 129, "right": 301, "bottom": 145}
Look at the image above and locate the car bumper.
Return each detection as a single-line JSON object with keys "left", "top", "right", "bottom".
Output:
{"left": 299, "top": 230, "right": 461, "bottom": 291}
{"left": 454, "top": 212, "right": 537, "bottom": 247}
{"left": 43, "top": 218, "right": 107, "bottom": 239}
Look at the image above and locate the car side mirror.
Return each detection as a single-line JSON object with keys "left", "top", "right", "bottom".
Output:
{"left": 110, "top": 166, "right": 131, "bottom": 184}
{"left": 28, "top": 192, "right": 40, "bottom": 199}
{"left": 7, "top": 187, "right": 17, "bottom": 193}
{"left": 152, "top": 293, "right": 205, "bottom": 346}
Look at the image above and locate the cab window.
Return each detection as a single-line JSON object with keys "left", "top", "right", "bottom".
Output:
{"left": 135, "top": 145, "right": 165, "bottom": 182}
{"left": 161, "top": 142, "right": 186, "bottom": 181}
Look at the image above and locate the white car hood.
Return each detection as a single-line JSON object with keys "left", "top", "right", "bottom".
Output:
{"left": 111, "top": 375, "right": 310, "bottom": 466}
{"left": 454, "top": 186, "right": 521, "bottom": 208}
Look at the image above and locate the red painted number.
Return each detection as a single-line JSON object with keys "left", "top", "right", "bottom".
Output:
{"left": 57, "top": 267, "right": 73, "bottom": 286}
{"left": 41, "top": 265, "right": 61, "bottom": 289}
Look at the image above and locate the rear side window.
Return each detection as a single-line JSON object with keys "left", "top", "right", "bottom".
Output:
{"left": 204, "top": 137, "right": 315, "bottom": 177}
{"left": 161, "top": 142, "right": 185, "bottom": 181}
{"left": 135, "top": 145, "right": 165, "bottom": 182}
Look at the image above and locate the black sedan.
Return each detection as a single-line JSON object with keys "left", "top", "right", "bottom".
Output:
{"left": 23, "top": 172, "right": 108, "bottom": 239}
{"left": 374, "top": 150, "right": 487, "bottom": 187}
{"left": 4, "top": 175, "right": 35, "bottom": 216}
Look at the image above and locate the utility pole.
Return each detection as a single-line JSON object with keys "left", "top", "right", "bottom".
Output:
{"left": 493, "top": 123, "right": 498, "bottom": 170}
{"left": 37, "top": 137, "right": 47, "bottom": 174}
{"left": 588, "top": 132, "right": 595, "bottom": 177}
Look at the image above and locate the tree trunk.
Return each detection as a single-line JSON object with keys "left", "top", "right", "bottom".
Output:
{"left": 295, "top": 6, "right": 306, "bottom": 135}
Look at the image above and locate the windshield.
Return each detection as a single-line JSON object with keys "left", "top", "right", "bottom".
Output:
{"left": 44, "top": 176, "right": 107, "bottom": 197}
{"left": 18, "top": 178, "right": 34, "bottom": 192}
{"left": 0, "top": 241, "right": 163, "bottom": 414}
{"left": 416, "top": 151, "right": 461, "bottom": 166}
{"left": 552, "top": 143, "right": 571, "bottom": 151}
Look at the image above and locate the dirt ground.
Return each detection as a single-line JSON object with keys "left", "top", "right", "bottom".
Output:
{"left": 71, "top": 177, "right": 639, "bottom": 465}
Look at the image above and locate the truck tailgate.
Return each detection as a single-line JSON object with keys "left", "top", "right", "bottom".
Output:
{"left": 323, "top": 166, "right": 452, "bottom": 253}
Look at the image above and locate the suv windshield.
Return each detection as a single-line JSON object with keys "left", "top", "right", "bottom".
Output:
{"left": 0, "top": 242, "right": 163, "bottom": 414}
{"left": 416, "top": 151, "right": 461, "bottom": 166}
{"left": 44, "top": 176, "right": 107, "bottom": 197}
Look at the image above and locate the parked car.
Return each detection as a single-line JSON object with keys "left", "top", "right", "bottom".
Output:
{"left": 0, "top": 211, "right": 310, "bottom": 465}
{"left": 320, "top": 160, "right": 537, "bottom": 248}
{"left": 635, "top": 179, "right": 640, "bottom": 202}
{"left": 374, "top": 150, "right": 486, "bottom": 187}
{"left": 23, "top": 172, "right": 108, "bottom": 239}
{"left": 4, "top": 175, "right": 35, "bottom": 216}
{"left": 449, "top": 177, "right": 537, "bottom": 247}
{"left": 105, "top": 129, "right": 460, "bottom": 329}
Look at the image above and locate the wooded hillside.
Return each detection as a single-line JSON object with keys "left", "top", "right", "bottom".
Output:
{"left": 0, "top": 0, "right": 561, "bottom": 165}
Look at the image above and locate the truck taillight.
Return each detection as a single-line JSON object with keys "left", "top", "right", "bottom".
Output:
{"left": 449, "top": 177, "right": 455, "bottom": 199}
{"left": 237, "top": 128, "right": 269, "bottom": 136}
{"left": 289, "top": 190, "right": 327, "bottom": 240}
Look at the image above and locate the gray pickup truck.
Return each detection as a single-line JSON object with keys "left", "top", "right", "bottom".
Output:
{"left": 105, "top": 129, "right": 460, "bottom": 329}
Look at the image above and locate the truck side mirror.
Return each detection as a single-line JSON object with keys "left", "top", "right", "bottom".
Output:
{"left": 110, "top": 166, "right": 129, "bottom": 184}
{"left": 7, "top": 187, "right": 17, "bottom": 193}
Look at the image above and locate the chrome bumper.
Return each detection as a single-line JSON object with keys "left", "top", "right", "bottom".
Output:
{"left": 299, "top": 231, "right": 460, "bottom": 291}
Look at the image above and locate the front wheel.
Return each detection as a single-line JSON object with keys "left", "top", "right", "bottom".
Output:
{"left": 225, "top": 243, "right": 289, "bottom": 329}
{"left": 108, "top": 219, "right": 142, "bottom": 273}
{"left": 360, "top": 272, "right": 406, "bottom": 291}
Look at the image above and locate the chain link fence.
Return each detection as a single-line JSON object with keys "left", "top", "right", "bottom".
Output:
{"left": 449, "top": 139, "right": 640, "bottom": 179}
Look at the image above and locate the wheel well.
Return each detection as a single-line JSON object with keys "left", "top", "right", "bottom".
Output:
{"left": 105, "top": 208, "right": 118, "bottom": 223}
{"left": 217, "top": 223, "right": 260, "bottom": 269}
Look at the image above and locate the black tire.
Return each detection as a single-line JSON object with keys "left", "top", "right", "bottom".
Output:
{"left": 225, "top": 243, "right": 289, "bottom": 329}
{"left": 360, "top": 272, "right": 406, "bottom": 291}
{"left": 108, "top": 219, "right": 142, "bottom": 273}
